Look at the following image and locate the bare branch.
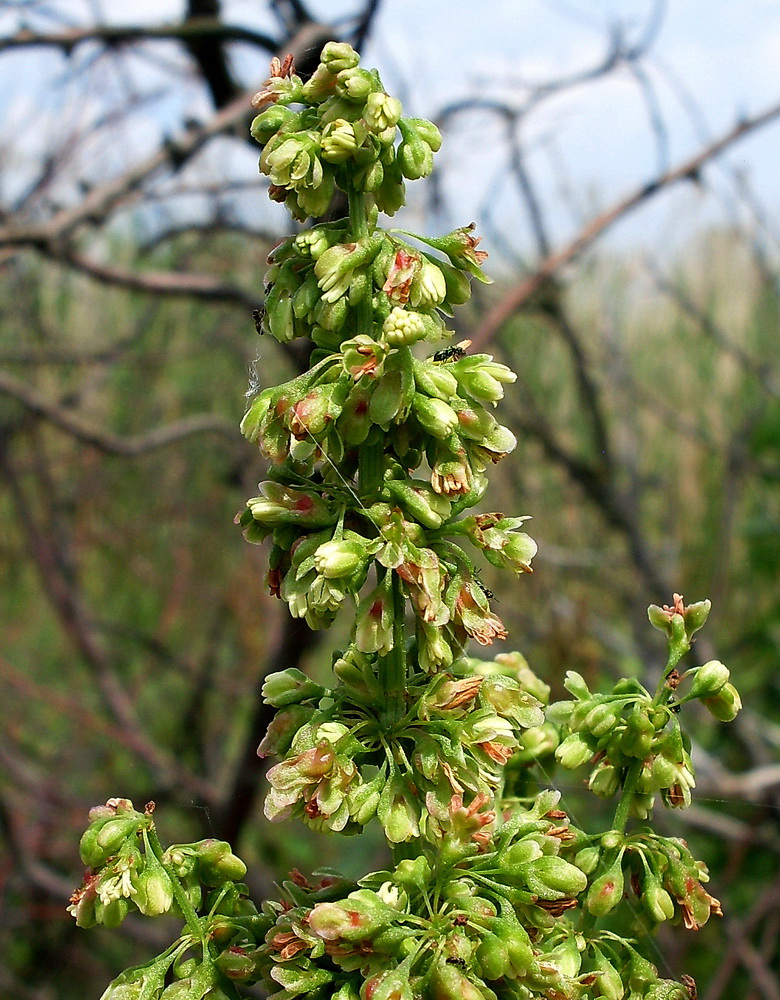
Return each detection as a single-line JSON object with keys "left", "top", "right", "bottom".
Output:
{"left": 42, "top": 246, "right": 262, "bottom": 309}
{"left": 0, "top": 21, "right": 333, "bottom": 252}
{"left": 472, "top": 99, "right": 780, "bottom": 349}
{"left": 0, "top": 369, "right": 238, "bottom": 456}
{"left": 352, "top": 0, "right": 383, "bottom": 51}
{"left": 0, "top": 19, "right": 278, "bottom": 55}
{"left": 705, "top": 878, "right": 780, "bottom": 1000}
{"left": 0, "top": 448, "right": 218, "bottom": 802}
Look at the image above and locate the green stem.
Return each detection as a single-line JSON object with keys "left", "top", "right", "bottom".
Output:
{"left": 347, "top": 184, "right": 369, "bottom": 241}
{"left": 612, "top": 758, "right": 643, "bottom": 834}
{"left": 348, "top": 179, "right": 382, "bottom": 500}
{"left": 147, "top": 825, "right": 203, "bottom": 940}
{"left": 378, "top": 571, "right": 408, "bottom": 719}
{"left": 389, "top": 571, "right": 407, "bottom": 711}
{"left": 346, "top": 181, "right": 374, "bottom": 337}
{"left": 358, "top": 439, "right": 384, "bottom": 497}
{"left": 651, "top": 616, "right": 691, "bottom": 707}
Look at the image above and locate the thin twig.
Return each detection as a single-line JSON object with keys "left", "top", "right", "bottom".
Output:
{"left": 0, "top": 19, "right": 278, "bottom": 54}
{"left": 471, "top": 99, "right": 780, "bottom": 349}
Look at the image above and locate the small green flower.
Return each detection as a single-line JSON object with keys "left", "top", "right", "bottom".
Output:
{"left": 364, "top": 92, "right": 403, "bottom": 133}
{"left": 382, "top": 306, "right": 426, "bottom": 346}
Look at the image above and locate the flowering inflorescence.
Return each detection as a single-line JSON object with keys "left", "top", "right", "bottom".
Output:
{"left": 72, "top": 43, "right": 740, "bottom": 1000}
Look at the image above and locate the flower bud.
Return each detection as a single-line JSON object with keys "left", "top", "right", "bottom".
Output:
{"left": 523, "top": 856, "right": 588, "bottom": 900}
{"left": 398, "top": 137, "right": 434, "bottom": 180}
{"left": 431, "top": 962, "right": 490, "bottom": 1000}
{"left": 514, "top": 723, "right": 558, "bottom": 762}
{"left": 413, "top": 357, "right": 458, "bottom": 399}
{"left": 68, "top": 880, "right": 98, "bottom": 928}
{"left": 409, "top": 259, "right": 447, "bottom": 308}
{"left": 682, "top": 598, "right": 711, "bottom": 638}
{"left": 417, "top": 620, "right": 454, "bottom": 673}
{"left": 476, "top": 935, "right": 510, "bottom": 980}
{"left": 702, "top": 681, "right": 742, "bottom": 722}
{"left": 620, "top": 707, "right": 656, "bottom": 758}
{"left": 98, "top": 896, "right": 130, "bottom": 929}
{"left": 365, "top": 93, "right": 403, "bottom": 132}
{"left": 382, "top": 306, "right": 426, "bottom": 346}
{"left": 131, "top": 834, "right": 173, "bottom": 917}
{"left": 591, "top": 945, "right": 624, "bottom": 1000}
{"left": 575, "top": 846, "right": 601, "bottom": 874}
{"left": 384, "top": 479, "right": 452, "bottom": 529}
{"left": 355, "top": 575, "right": 395, "bottom": 655}
{"left": 321, "top": 119, "right": 361, "bottom": 162}
{"left": 321, "top": 42, "right": 360, "bottom": 73}
{"left": 195, "top": 840, "right": 247, "bottom": 885}
{"left": 644, "top": 982, "right": 689, "bottom": 1000}
{"left": 556, "top": 733, "right": 594, "bottom": 769}
{"left": 642, "top": 872, "right": 676, "bottom": 923}
{"left": 344, "top": 774, "right": 383, "bottom": 828}
{"left": 314, "top": 538, "right": 368, "bottom": 579}
{"left": 583, "top": 702, "right": 622, "bottom": 738}
{"left": 412, "top": 396, "right": 458, "bottom": 438}
{"left": 378, "top": 774, "right": 420, "bottom": 843}
{"left": 393, "top": 855, "right": 432, "bottom": 891}
{"left": 262, "top": 668, "right": 325, "bottom": 707}
{"left": 586, "top": 854, "right": 625, "bottom": 916}
{"left": 335, "top": 67, "right": 375, "bottom": 101}
{"left": 215, "top": 948, "right": 258, "bottom": 982}
{"left": 250, "top": 105, "right": 297, "bottom": 143}
{"left": 256, "top": 704, "right": 312, "bottom": 757}
{"left": 589, "top": 762, "right": 620, "bottom": 798}
{"left": 309, "top": 890, "right": 390, "bottom": 941}
{"left": 688, "top": 660, "right": 729, "bottom": 699}
{"left": 81, "top": 818, "right": 140, "bottom": 867}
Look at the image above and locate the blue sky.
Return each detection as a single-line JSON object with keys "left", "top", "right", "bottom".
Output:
{"left": 1, "top": 0, "right": 778, "bottom": 261}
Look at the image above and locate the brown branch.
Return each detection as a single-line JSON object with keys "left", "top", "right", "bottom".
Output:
{"left": 472, "top": 98, "right": 780, "bottom": 349}
{"left": 705, "top": 878, "right": 780, "bottom": 1000}
{"left": 43, "top": 247, "right": 262, "bottom": 309}
{"left": 216, "top": 614, "right": 317, "bottom": 845}
{"left": 183, "top": 3, "right": 241, "bottom": 108}
{"left": 0, "top": 369, "right": 237, "bottom": 456}
{"left": 507, "top": 395, "right": 670, "bottom": 597}
{"left": 0, "top": 19, "right": 278, "bottom": 55}
{"left": 0, "top": 447, "right": 217, "bottom": 803}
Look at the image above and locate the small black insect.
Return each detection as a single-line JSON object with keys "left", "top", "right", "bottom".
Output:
{"left": 473, "top": 572, "right": 496, "bottom": 601}
{"left": 252, "top": 307, "right": 265, "bottom": 335}
{"left": 445, "top": 958, "right": 468, "bottom": 968}
{"left": 431, "top": 339, "right": 471, "bottom": 363}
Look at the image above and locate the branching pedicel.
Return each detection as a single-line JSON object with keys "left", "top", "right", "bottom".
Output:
{"left": 70, "top": 44, "right": 743, "bottom": 1000}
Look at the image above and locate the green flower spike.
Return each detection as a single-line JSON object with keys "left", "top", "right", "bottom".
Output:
{"left": 70, "top": 43, "right": 741, "bottom": 1000}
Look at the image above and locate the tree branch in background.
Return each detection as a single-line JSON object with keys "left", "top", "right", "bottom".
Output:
{"left": 0, "top": 370, "right": 237, "bottom": 456}
{"left": 0, "top": 19, "right": 279, "bottom": 55}
{"left": 471, "top": 99, "right": 780, "bottom": 349}
{"left": 0, "top": 446, "right": 217, "bottom": 802}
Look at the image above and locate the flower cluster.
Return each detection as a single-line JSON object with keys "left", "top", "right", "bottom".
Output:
{"left": 553, "top": 597, "right": 741, "bottom": 820}
{"left": 242, "top": 241, "right": 511, "bottom": 481}
{"left": 251, "top": 43, "right": 443, "bottom": 221}
{"left": 250, "top": 792, "right": 693, "bottom": 1000}
{"left": 582, "top": 829, "right": 722, "bottom": 931}
{"left": 259, "top": 651, "right": 547, "bottom": 840}
{"left": 68, "top": 799, "right": 249, "bottom": 932}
